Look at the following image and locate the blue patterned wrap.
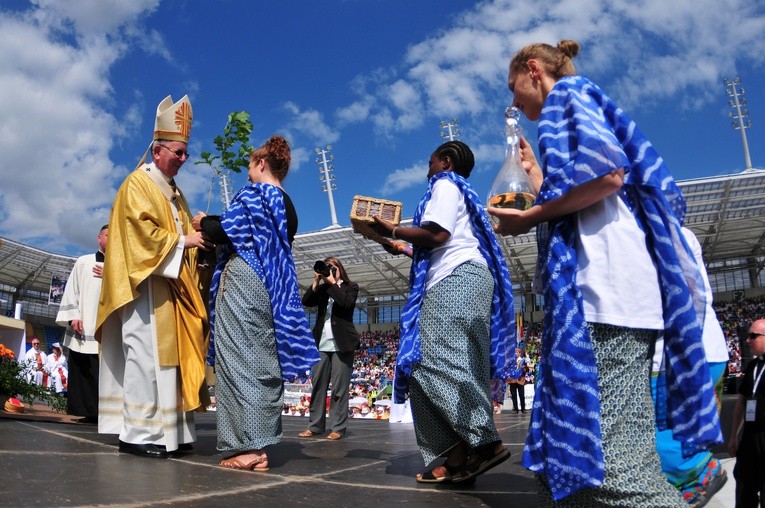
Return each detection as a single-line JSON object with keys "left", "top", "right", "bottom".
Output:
{"left": 207, "top": 183, "right": 319, "bottom": 381}
{"left": 523, "top": 76, "right": 722, "bottom": 500}
{"left": 393, "top": 171, "right": 516, "bottom": 403}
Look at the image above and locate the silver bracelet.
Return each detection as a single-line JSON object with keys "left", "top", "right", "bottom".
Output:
{"left": 392, "top": 227, "right": 398, "bottom": 239}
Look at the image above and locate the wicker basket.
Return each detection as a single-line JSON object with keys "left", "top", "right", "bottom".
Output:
{"left": 350, "top": 195, "right": 402, "bottom": 242}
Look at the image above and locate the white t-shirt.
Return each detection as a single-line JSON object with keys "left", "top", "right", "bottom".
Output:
{"left": 652, "top": 228, "right": 729, "bottom": 370}
{"left": 576, "top": 193, "right": 663, "bottom": 329}
{"left": 421, "top": 178, "right": 486, "bottom": 291}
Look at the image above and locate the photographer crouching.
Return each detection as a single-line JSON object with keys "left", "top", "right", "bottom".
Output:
{"left": 298, "top": 257, "right": 360, "bottom": 440}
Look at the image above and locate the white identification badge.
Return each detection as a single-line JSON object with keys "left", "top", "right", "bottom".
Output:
{"left": 746, "top": 399, "right": 757, "bottom": 422}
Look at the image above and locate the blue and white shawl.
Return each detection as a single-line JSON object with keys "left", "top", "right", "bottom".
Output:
{"left": 207, "top": 183, "right": 319, "bottom": 381}
{"left": 393, "top": 170, "right": 516, "bottom": 403}
{"left": 523, "top": 76, "right": 723, "bottom": 500}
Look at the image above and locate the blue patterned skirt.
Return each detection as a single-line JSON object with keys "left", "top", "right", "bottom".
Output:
{"left": 536, "top": 324, "right": 685, "bottom": 507}
{"left": 214, "top": 255, "right": 283, "bottom": 453}
{"left": 409, "top": 261, "right": 499, "bottom": 465}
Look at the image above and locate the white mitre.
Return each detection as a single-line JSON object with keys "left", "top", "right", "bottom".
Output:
{"left": 135, "top": 94, "right": 193, "bottom": 169}
{"left": 154, "top": 95, "right": 192, "bottom": 142}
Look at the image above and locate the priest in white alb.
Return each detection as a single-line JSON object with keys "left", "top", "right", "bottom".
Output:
{"left": 55, "top": 224, "right": 108, "bottom": 423}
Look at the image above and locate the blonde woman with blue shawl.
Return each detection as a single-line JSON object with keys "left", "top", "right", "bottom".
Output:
{"left": 372, "top": 140, "right": 516, "bottom": 485}
{"left": 489, "top": 40, "right": 722, "bottom": 506}
{"left": 200, "top": 136, "right": 319, "bottom": 472}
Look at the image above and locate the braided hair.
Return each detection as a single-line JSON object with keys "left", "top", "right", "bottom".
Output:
{"left": 434, "top": 140, "right": 475, "bottom": 178}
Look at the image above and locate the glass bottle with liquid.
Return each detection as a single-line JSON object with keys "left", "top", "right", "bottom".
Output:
{"left": 487, "top": 106, "right": 536, "bottom": 211}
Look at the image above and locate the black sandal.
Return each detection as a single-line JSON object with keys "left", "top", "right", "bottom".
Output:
{"left": 452, "top": 442, "right": 510, "bottom": 483}
{"left": 416, "top": 461, "right": 464, "bottom": 484}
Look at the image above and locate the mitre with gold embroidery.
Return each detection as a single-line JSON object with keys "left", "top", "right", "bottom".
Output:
{"left": 154, "top": 95, "right": 192, "bottom": 142}
{"left": 134, "top": 94, "right": 193, "bottom": 169}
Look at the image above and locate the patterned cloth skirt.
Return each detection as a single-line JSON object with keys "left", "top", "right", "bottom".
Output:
{"left": 409, "top": 261, "right": 499, "bottom": 466}
{"left": 536, "top": 324, "right": 685, "bottom": 507}
{"left": 214, "top": 255, "right": 283, "bottom": 453}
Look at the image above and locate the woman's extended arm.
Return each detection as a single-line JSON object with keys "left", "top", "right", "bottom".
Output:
{"left": 371, "top": 217, "right": 450, "bottom": 249}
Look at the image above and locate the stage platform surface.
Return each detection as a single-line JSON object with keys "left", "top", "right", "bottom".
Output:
{"left": 0, "top": 397, "right": 736, "bottom": 507}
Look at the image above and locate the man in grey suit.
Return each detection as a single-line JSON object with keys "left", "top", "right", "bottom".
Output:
{"left": 298, "top": 257, "right": 360, "bottom": 440}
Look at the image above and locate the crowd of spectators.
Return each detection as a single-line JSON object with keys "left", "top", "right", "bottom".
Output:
{"left": 283, "top": 330, "right": 398, "bottom": 419}
{"left": 517, "top": 295, "right": 765, "bottom": 381}
{"left": 713, "top": 294, "right": 765, "bottom": 375}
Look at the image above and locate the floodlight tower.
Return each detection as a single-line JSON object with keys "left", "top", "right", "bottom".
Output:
{"left": 316, "top": 145, "right": 339, "bottom": 227}
{"left": 205, "top": 169, "right": 234, "bottom": 213}
{"left": 219, "top": 171, "right": 233, "bottom": 208}
{"left": 724, "top": 77, "right": 753, "bottom": 171}
{"left": 439, "top": 119, "right": 460, "bottom": 141}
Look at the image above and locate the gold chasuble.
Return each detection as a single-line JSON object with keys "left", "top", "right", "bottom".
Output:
{"left": 96, "top": 165, "right": 209, "bottom": 411}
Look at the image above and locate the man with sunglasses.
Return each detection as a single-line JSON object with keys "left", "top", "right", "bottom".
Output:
{"left": 729, "top": 319, "right": 765, "bottom": 507}
{"left": 96, "top": 95, "right": 211, "bottom": 459}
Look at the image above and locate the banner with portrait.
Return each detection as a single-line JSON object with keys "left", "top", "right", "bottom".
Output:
{"left": 49, "top": 275, "right": 66, "bottom": 305}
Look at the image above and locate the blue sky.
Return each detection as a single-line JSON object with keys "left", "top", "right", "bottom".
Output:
{"left": 1, "top": 0, "right": 764, "bottom": 256}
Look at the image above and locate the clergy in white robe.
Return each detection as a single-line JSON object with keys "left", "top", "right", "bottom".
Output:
{"left": 46, "top": 343, "right": 68, "bottom": 394}
{"left": 55, "top": 225, "right": 108, "bottom": 420}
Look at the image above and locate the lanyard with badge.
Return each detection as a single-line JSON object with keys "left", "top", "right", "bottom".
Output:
{"left": 746, "top": 360, "right": 765, "bottom": 422}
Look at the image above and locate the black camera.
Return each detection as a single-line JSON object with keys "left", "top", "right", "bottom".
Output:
{"left": 313, "top": 260, "right": 336, "bottom": 277}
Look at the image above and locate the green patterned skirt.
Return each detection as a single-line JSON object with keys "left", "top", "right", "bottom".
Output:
{"left": 409, "top": 261, "right": 500, "bottom": 466}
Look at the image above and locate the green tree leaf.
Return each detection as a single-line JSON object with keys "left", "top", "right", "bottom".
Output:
{"left": 195, "top": 111, "right": 254, "bottom": 175}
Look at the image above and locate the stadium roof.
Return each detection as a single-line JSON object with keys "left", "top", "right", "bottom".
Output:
{"left": 1, "top": 169, "right": 764, "bottom": 318}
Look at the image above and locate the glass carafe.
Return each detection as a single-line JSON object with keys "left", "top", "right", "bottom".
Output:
{"left": 487, "top": 106, "right": 536, "bottom": 211}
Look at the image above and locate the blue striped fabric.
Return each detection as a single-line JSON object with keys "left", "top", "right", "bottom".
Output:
{"left": 523, "top": 76, "right": 722, "bottom": 500}
{"left": 393, "top": 171, "right": 516, "bottom": 403}
{"left": 207, "top": 183, "right": 319, "bottom": 381}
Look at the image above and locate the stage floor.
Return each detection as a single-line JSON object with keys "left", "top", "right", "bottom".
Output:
{"left": 0, "top": 399, "right": 736, "bottom": 507}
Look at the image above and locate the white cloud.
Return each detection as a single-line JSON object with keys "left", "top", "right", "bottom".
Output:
{"left": 289, "top": 146, "right": 311, "bottom": 174}
{"left": 336, "top": 96, "right": 373, "bottom": 125}
{"left": 126, "top": 26, "right": 173, "bottom": 62}
{"left": 0, "top": 2, "right": 156, "bottom": 253}
{"left": 381, "top": 163, "right": 428, "bottom": 195}
{"left": 282, "top": 101, "right": 341, "bottom": 152}
{"left": 350, "top": 0, "right": 765, "bottom": 130}
{"left": 350, "top": 0, "right": 765, "bottom": 185}
{"left": 385, "top": 79, "right": 424, "bottom": 131}
{"left": 32, "top": 0, "right": 160, "bottom": 35}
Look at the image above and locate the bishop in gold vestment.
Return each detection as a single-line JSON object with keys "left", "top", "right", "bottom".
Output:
{"left": 96, "top": 95, "right": 211, "bottom": 458}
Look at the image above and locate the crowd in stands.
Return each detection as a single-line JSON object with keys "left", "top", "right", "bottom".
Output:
{"left": 713, "top": 295, "right": 765, "bottom": 375}
{"left": 281, "top": 294, "right": 765, "bottom": 421}
{"left": 284, "top": 330, "right": 398, "bottom": 419}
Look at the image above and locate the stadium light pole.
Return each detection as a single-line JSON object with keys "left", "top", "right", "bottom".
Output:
{"left": 724, "top": 77, "right": 753, "bottom": 171}
{"left": 316, "top": 145, "right": 339, "bottom": 227}
{"left": 219, "top": 171, "right": 233, "bottom": 208}
{"left": 439, "top": 119, "right": 460, "bottom": 141}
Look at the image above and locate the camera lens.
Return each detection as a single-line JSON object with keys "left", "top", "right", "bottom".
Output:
{"left": 313, "top": 260, "right": 331, "bottom": 277}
